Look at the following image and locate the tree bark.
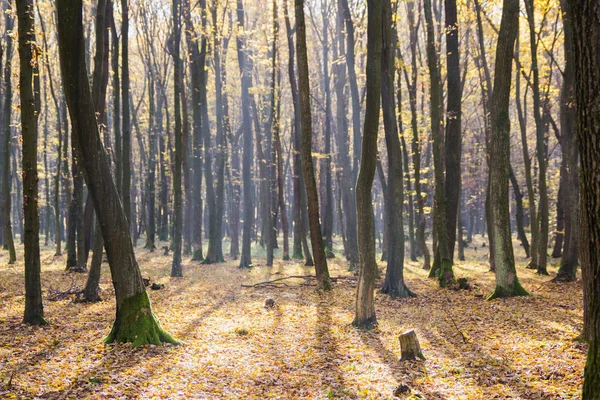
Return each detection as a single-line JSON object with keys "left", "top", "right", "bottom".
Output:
{"left": 487, "top": 0, "right": 528, "bottom": 300}
{"left": 353, "top": 0, "right": 382, "bottom": 327}
{"left": 18, "top": 0, "right": 46, "bottom": 325}
{"left": 295, "top": 0, "right": 331, "bottom": 290}
{"left": 444, "top": 0, "right": 462, "bottom": 262}
{"left": 569, "top": 0, "right": 600, "bottom": 395}
{"left": 1, "top": 5, "right": 16, "bottom": 264}
{"left": 380, "top": 0, "right": 414, "bottom": 299}
{"left": 170, "top": 0, "right": 184, "bottom": 277}
{"left": 554, "top": 0, "right": 579, "bottom": 282}
{"left": 236, "top": 0, "right": 254, "bottom": 269}
{"left": 424, "top": 0, "right": 453, "bottom": 285}
{"left": 56, "top": 0, "right": 178, "bottom": 346}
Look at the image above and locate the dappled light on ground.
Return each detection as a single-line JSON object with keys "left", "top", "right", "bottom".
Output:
{"left": 0, "top": 238, "right": 585, "bottom": 399}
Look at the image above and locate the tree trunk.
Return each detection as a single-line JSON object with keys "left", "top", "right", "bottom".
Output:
{"left": 524, "top": 0, "right": 549, "bottom": 276}
{"left": 569, "top": 0, "right": 600, "bottom": 394}
{"left": 487, "top": 0, "right": 528, "bottom": 300}
{"left": 321, "top": 0, "right": 334, "bottom": 255}
{"left": 405, "top": 0, "right": 430, "bottom": 269}
{"left": 170, "top": 0, "right": 184, "bottom": 277}
{"left": 554, "top": 0, "right": 578, "bottom": 282}
{"left": 56, "top": 0, "right": 178, "bottom": 346}
{"left": 444, "top": 0, "right": 462, "bottom": 262}
{"left": 120, "top": 0, "right": 131, "bottom": 225}
{"left": 509, "top": 166, "right": 531, "bottom": 257}
{"left": 295, "top": 0, "right": 331, "bottom": 290}
{"left": 208, "top": 1, "right": 227, "bottom": 263}
{"left": 380, "top": 0, "right": 414, "bottom": 299}
{"left": 338, "top": 0, "right": 360, "bottom": 269}
{"left": 237, "top": 0, "right": 254, "bottom": 269}
{"left": 353, "top": 0, "right": 382, "bottom": 327}
{"left": 1, "top": 6, "right": 16, "bottom": 264}
{"left": 283, "top": 0, "right": 309, "bottom": 263}
{"left": 333, "top": 0, "right": 359, "bottom": 269}
{"left": 552, "top": 168, "right": 566, "bottom": 258}
{"left": 18, "top": 0, "right": 46, "bottom": 325}
{"left": 424, "top": 0, "right": 453, "bottom": 285}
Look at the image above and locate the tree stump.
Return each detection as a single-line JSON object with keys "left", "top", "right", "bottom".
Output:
{"left": 399, "top": 330, "right": 425, "bottom": 361}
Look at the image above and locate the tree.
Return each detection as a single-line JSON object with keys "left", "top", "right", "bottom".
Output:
{"left": 170, "top": 0, "right": 184, "bottom": 277}
{"left": 18, "top": 0, "right": 46, "bottom": 325}
{"left": 1, "top": 3, "right": 16, "bottom": 265}
{"left": 121, "top": 0, "right": 132, "bottom": 225}
{"left": 295, "top": 0, "right": 331, "bottom": 290}
{"left": 283, "top": 0, "right": 311, "bottom": 264}
{"left": 524, "top": 0, "right": 549, "bottom": 276}
{"left": 236, "top": 0, "right": 254, "bottom": 269}
{"left": 553, "top": 0, "right": 578, "bottom": 282}
{"left": 569, "top": 0, "right": 600, "bottom": 395}
{"left": 337, "top": 0, "right": 359, "bottom": 270}
{"left": 353, "top": 0, "right": 382, "bottom": 327}
{"left": 82, "top": 0, "right": 110, "bottom": 303}
{"left": 487, "top": 0, "right": 528, "bottom": 300}
{"left": 444, "top": 0, "right": 462, "bottom": 261}
{"left": 424, "top": 0, "right": 453, "bottom": 285}
{"left": 380, "top": 0, "right": 414, "bottom": 299}
{"left": 56, "top": 0, "right": 178, "bottom": 346}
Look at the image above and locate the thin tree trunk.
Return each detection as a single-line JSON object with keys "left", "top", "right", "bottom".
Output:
{"left": 487, "top": 0, "right": 528, "bottom": 299}
{"left": 554, "top": 0, "right": 578, "bottom": 282}
{"left": 424, "top": 0, "right": 453, "bottom": 285}
{"left": 18, "top": 0, "right": 46, "bottom": 325}
{"left": 295, "top": 0, "right": 331, "bottom": 290}
{"left": 353, "top": 0, "right": 382, "bottom": 327}
{"left": 170, "top": 0, "right": 184, "bottom": 277}
{"left": 380, "top": 0, "right": 414, "bottom": 299}
{"left": 237, "top": 0, "right": 254, "bottom": 269}
{"left": 1, "top": 6, "right": 16, "bottom": 264}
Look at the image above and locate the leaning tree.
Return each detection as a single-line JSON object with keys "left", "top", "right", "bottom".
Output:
{"left": 56, "top": 0, "right": 178, "bottom": 346}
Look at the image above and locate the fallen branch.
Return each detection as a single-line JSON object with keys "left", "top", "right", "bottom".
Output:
{"left": 241, "top": 275, "right": 355, "bottom": 288}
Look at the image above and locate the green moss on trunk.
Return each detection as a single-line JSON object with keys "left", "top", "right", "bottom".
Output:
{"left": 437, "top": 258, "right": 455, "bottom": 288}
{"left": 104, "top": 291, "right": 180, "bottom": 347}
{"left": 191, "top": 248, "right": 204, "bottom": 261}
{"left": 487, "top": 277, "right": 529, "bottom": 300}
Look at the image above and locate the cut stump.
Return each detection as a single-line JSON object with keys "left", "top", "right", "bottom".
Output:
{"left": 399, "top": 329, "right": 425, "bottom": 361}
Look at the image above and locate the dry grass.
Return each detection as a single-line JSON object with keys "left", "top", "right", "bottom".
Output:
{"left": 0, "top": 236, "right": 585, "bottom": 399}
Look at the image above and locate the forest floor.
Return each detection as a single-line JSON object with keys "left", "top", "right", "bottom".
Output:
{"left": 0, "top": 236, "right": 586, "bottom": 399}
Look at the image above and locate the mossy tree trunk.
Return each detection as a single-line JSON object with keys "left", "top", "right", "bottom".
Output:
{"left": 295, "top": 0, "right": 331, "bottom": 290}
{"left": 56, "top": 0, "right": 178, "bottom": 346}
{"left": 487, "top": 0, "right": 528, "bottom": 300}
{"left": 353, "top": 0, "right": 382, "bottom": 327}
{"left": 18, "top": 0, "right": 47, "bottom": 325}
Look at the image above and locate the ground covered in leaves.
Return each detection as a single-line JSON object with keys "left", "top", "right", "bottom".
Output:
{"left": 0, "top": 237, "right": 586, "bottom": 399}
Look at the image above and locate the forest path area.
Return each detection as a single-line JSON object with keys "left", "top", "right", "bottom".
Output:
{"left": 0, "top": 238, "right": 586, "bottom": 399}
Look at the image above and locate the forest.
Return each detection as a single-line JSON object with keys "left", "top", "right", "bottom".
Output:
{"left": 0, "top": 0, "right": 599, "bottom": 398}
